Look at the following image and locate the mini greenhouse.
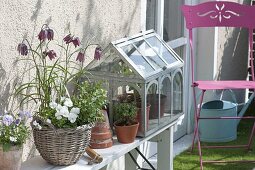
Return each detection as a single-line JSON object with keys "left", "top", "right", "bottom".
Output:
{"left": 86, "top": 30, "right": 184, "bottom": 137}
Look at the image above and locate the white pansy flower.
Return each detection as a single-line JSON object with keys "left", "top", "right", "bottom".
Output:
{"left": 55, "top": 111, "right": 62, "bottom": 120}
{"left": 59, "top": 106, "right": 69, "bottom": 118}
{"left": 49, "top": 101, "right": 58, "bottom": 109}
{"left": 10, "top": 136, "right": 17, "bottom": 142}
{"left": 68, "top": 112, "right": 78, "bottom": 123}
{"left": 33, "top": 120, "right": 42, "bottom": 130}
{"left": 33, "top": 120, "right": 39, "bottom": 126}
{"left": 60, "top": 97, "right": 66, "bottom": 102}
{"left": 46, "top": 119, "right": 51, "bottom": 124}
{"left": 64, "top": 98, "right": 73, "bottom": 107}
{"left": 38, "top": 125, "right": 42, "bottom": 130}
{"left": 70, "top": 107, "right": 80, "bottom": 115}
{"left": 56, "top": 104, "right": 62, "bottom": 111}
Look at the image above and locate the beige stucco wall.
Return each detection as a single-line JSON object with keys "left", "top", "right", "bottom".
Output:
{"left": 0, "top": 0, "right": 142, "bottom": 162}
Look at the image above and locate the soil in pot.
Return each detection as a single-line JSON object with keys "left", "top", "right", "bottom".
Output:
{"left": 114, "top": 122, "right": 139, "bottom": 143}
{"left": 147, "top": 94, "right": 167, "bottom": 119}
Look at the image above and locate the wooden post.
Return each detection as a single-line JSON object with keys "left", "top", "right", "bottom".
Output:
{"left": 157, "top": 127, "right": 174, "bottom": 170}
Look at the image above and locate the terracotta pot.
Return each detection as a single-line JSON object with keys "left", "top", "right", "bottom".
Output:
{"left": 90, "top": 110, "right": 113, "bottom": 149}
{"left": 0, "top": 146, "right": 23, "bottom": 170}
{"left": 114, "top": 122, "right": 139, "bottom": 143}
{"left": 136, "top": 104, "right": 151, "bottom": 133}
{"left": 147, "top": 94, "right": 167, "bottom": 119}
{"left": 90, "top": 138, "right": 113, "bottom": 149}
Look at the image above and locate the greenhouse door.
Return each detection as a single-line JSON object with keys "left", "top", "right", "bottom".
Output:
{"left": 146, "top": 0, "right": 190, "bottom": 141}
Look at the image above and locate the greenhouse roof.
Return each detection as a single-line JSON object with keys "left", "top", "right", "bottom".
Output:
{"left": 86, "top": 30, "right": 183, "bottom": 80}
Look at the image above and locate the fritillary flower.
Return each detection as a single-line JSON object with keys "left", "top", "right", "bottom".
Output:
{"left": 47, "top": 28, "right": 54, "bottom": 41}
{"left": 76, "top": 52, "right": 85, "bottom": 63}
{"left": 63, "top": 34, "right": 73, "bottom": 44}
{"left": 46, "top": 50, "right": 57, "bottom": 60}
{"left": 38, "top": 29, "right": 48, "bottom": 41}
{"left": 17, "top": 43, "right": 28, "bottom": 56}
{"left": 72, "top": 37, "right": 80, "bottom": 47}
{"left": 94, "top": 46, "right": 102, "bottom": 60}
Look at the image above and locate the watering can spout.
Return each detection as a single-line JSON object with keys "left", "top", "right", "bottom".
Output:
{"left": 236, "top": 93, "right": 255, "bottom": 125}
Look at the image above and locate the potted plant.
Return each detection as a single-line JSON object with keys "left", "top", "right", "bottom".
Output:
{"left": 15, "top": 24, "right": 106, "bottom": 165}
{"left": 113, "top": 102, "right": 139, "bottom": 143}
{"left": 0, "top": 110, "right": 30, "bottom": 170}
{"left": 116, "top": 90, "right": 150, "bottom": 133}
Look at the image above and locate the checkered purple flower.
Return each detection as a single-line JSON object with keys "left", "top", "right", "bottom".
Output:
{"left": 17, "top": 43, "right": 28, "bottom": 56}
{"left": 63, "top": 34, "right": 73, "bottom": 44}
{"left": 76, "top": 52, "right": 85, "bottom": 63}
{"left": 94, "top": 46, "right": 102, "bottom": 60}
{"left": 72, "top": 37, "right": 80, "bottom": 48}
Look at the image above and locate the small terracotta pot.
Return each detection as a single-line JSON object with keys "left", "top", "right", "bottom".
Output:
{"left": 90, "top": 110, "right": 113, "bottom": 149}
{"left": 136, "top": 104, "right": 151, "bottom": 133}
{"left": 114, "top": 122, "right": 139, "bottom": 143}
{"left": 0, "top": 146, "right": 23, "bottom": 170}
{"left": 90, "top": 138, "right": 113, "bottom": 149}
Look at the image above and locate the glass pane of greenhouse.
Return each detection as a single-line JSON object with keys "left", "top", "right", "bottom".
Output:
{"left": 133, "top": 40, "right": 166, "bottom": 69}
{"left": 121, "top": 44, "right": 154, "bottom": 77}
{"left": 146, "top": 36, "right": 178, "bottom": 64}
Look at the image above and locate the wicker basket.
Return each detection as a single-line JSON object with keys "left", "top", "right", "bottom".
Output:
{"left": 32, "top": 119, "right": 93, "bottom": 165}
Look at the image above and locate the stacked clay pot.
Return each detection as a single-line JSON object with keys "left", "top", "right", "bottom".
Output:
{"left": 90, "top": 110, "right": 113, "bottom": 149}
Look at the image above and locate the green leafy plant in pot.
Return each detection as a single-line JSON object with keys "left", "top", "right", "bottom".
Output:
{"left": 114, "top": 102, "right": 139, "bottom": 143}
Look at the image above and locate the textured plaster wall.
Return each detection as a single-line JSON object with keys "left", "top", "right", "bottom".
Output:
{"left": 0, "top": 0, "right": 141, "bottom": 162}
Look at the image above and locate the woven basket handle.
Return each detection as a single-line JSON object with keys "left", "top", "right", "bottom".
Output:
{"left": 32, "top": 116, "right": 56, "bottom": 130}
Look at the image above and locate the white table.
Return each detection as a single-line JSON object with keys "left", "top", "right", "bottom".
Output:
{"left": 21, "top": 119, "right": 178, "bottom": 170}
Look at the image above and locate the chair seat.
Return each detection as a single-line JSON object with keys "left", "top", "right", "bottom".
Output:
{"left": 196, "top": 80, "right": 255, "bottom": 90}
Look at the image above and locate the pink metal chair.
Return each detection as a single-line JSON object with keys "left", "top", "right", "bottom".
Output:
{"left": 182, "top": 1, "right": 255, "bottom": 169}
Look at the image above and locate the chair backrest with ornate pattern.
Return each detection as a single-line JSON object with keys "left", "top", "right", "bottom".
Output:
{"left": 181, "top": 1, "right": 255, "bottom": 83}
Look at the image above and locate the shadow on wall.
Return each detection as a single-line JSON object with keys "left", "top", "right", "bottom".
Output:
{"left": 0, "top": 63, "right": 9, "bottom": 114}
{"left": 80, "top": 0, "right": 140, "bottom": 48}
{"left": 0, "top": 61, "right": 30, "bottom": 114}
{"left": 30, "top": 0, "right": 43, "bottom": 22}
{"left": 29, "top": 0, "right": 141, "bottom": 52}
{"left": 216, "top": 0, "right": 250, "bottom": 103}
{"left": 217, "top": 28, "right": 248, "bottom": 81}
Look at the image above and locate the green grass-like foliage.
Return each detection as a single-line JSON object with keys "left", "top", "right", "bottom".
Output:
{"left": 174, "top": 120, "right": 255, "bottom": 170}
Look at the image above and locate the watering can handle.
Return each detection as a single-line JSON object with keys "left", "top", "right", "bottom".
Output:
{"left": 195, "top": 89, "right": 237, "bottom": 104}
{"left": 219, "top": 89, "right": 237, "bottom": 104}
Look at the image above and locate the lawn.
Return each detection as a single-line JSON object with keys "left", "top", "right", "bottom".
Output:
{"left": 174, "top": 106, "right": 255, "bottom": 170}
